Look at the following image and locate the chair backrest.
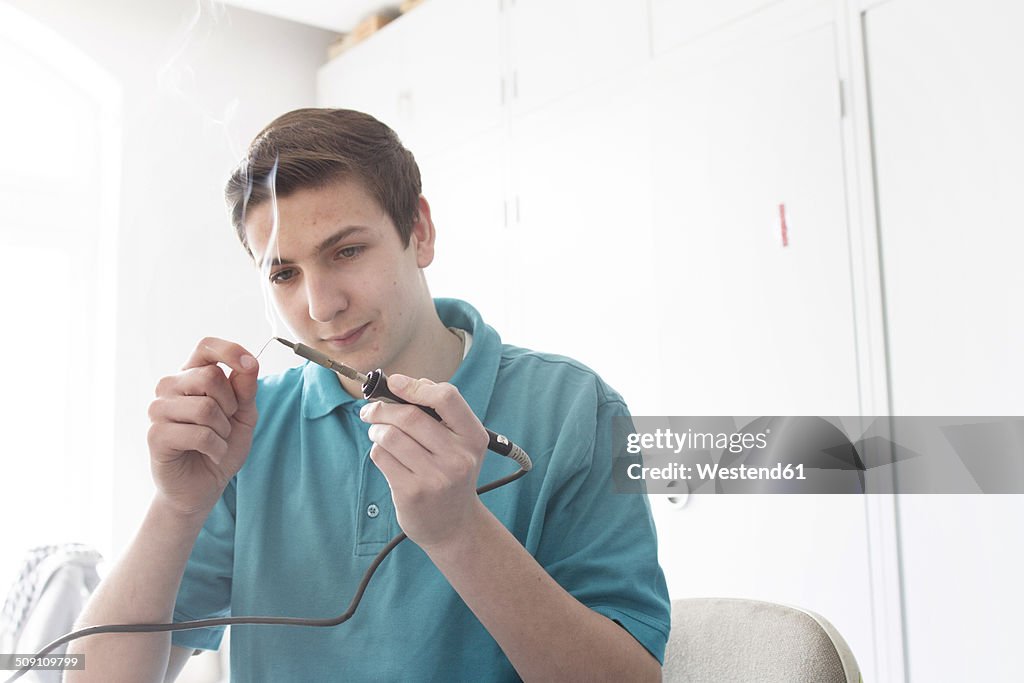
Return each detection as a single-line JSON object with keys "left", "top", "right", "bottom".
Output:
{"left": 0, "top": 544, "right": 103, "bottom": 683}
{"left": 662, "top": 598, "right": 861, "bottom": 683}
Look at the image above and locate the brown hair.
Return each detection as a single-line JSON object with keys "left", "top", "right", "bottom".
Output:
{"left": 225, "top": 108, "right": 422, "bottom": 255}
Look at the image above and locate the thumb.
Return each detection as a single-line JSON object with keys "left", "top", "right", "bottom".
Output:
{"left": 229, "top": 360, "right": 260, "bottom": 428}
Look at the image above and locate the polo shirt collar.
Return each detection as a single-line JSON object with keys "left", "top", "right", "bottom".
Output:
{"left": 437, "top": 298, "right": 501, "bottom": 421}
{"left": 301, "top": 298, "right": 501, "bottom": 421}
{"left": 301, "top": 361, "right": 357, "bottom": 419}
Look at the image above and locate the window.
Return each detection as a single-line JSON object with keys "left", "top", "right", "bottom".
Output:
{"left": 0, "top": 2, "right": 120, "bottom": 591}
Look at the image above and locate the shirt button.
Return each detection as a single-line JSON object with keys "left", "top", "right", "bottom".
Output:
{"left": 366, "top": 503, "right": 380, "bottom": 518}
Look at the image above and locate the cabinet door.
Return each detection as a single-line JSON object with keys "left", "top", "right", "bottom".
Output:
{"left": 505, "top": 0, "right": 649, "bottom": 116}
{"left": 864, "top": 1, "right": 1024, "bottom": 680}
{"left": 649, "top": 25, "right": 857, "bottom": 417}
{"left": 647, "top": 13, "right": 877, "bottom": 679}
{"left": 318, "top": 0, "right": 503, "bottom": 159}
{"left": 402, "top": 0, "right": 504, "bottom": 158}
{"left": 418, "top": 128, "right": 512, "bottom": 332}
{"left": 317, "top": 17, "right": 415, "bottom": 143}
{"left": 503, "top": 72, "right": 662, "bottom": 414}
{"left": 649, "top": 0, "right": 782, "bottom": 55}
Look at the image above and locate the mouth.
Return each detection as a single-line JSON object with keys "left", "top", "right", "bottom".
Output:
{"left": 323, "top": 323, "right": 370, "bottom": 348}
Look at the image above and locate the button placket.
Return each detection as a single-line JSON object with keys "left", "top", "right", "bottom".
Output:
{"left": 355, "top": 438, "right": 393, "bottom": 555}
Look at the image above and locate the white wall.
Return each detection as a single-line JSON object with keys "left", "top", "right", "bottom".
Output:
{"left": 3, "top": 0, "right": 335, "bottom": 556}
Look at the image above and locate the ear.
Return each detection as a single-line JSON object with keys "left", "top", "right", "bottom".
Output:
{"left": 409, "top": 195, "right": 436, "bottom": 268}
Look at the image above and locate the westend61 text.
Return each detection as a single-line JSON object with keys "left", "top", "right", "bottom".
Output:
{"left": 627, "top": 462, "right": 807, "bottom": 481}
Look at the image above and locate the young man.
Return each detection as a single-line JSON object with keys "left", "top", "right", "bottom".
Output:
{"left": 68, "top": 109, "right": 670, "bottom": 681}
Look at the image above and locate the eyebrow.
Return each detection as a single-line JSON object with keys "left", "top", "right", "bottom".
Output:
{"left": 263, "top": 226, "right": 370, "bottom": 267}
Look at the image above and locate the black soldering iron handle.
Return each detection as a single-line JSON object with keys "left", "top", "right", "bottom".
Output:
{"left": 362, "top": 369, "right": 443, "bottom": 421}
{"left": 361, "top": 369, "right": 523, "bottom": 463}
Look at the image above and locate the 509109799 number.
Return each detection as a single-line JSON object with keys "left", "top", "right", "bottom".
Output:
{"left": 0, "top": 653, "right": 85, "bottom": 671}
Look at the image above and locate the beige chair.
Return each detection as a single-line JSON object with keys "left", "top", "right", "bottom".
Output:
{"left": 662, "top": 598, "right": 862, "bottom": 683}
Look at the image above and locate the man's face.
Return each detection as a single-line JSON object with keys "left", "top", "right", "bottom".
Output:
{"left": 244, "top": 178, "right": 435, "bottom": 376}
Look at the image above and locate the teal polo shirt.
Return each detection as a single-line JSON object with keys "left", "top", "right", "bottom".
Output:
{"left": 172, "top": 298, "right": 670, "bottom": 681}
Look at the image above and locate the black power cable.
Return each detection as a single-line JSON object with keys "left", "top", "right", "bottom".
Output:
{"left": 4, "top": 465, "right": 529, "bottom": 682}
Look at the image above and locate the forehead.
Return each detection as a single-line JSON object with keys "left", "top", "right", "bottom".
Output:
{"left": 244, "top": 178, "right": 390, "bottom": 254}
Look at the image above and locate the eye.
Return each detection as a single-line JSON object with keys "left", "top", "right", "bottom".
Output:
{"left": 336, "top": 245, "right": 365, "bottom": 260}
{"left": 269, "top": 268, "right": 297, "bottom": 284}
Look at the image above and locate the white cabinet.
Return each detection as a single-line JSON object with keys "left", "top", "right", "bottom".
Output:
{"left": 317, "top": 15, "right": 415, "bottom": 142}
{"left": 501, "top": 72, "right": 661, "bottom": 413}
{"left": 865, "top": 0, "right": 1024, "bottom": 416}
{"left": 504, "top": 0, "right": 649, "bottom": 115}
{"left": 318, "top": 0, "right": 654, "bottom": 150}
{"left": 401, "top": 0, "right": 504, "bottom": 157}
{"left": 649, "top": 0, "right": 781, "bottom": 55}
{"left": 648, "top": 16, "right": 857, "bottom": 417}
{"left": 644, "top": 9, "right": 877, "bottom": 678}
{"left": 863, "top": 1, "right": 1024, "bottom": 680}
{"left": 318, "top": 0, "right": 503, "bottom": 157}
{"left": 318, "top": 0, "right": 657, "bottom": 399}
{"left": 307, "top": 2, "right": 1022, "bottom": 678}
{"left": 417, "top": 128, "right": 513, "bottom": 333}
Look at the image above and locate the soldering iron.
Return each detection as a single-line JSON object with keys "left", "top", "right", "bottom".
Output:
{"left": 274, "top": 337, "right": 532, "bottom": 470}
{"left": 3, "top": 339, "right": 531, "bottom": 682}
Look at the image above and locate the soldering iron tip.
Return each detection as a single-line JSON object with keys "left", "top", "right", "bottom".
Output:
{"left": 273, "top": 336, "right": 297, "bottom": 349}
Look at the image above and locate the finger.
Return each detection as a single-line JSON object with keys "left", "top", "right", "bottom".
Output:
{"left": 369, "top": 444, "right": 415, "bottom": 488}
{"left": 367, "top": 423, "right": 436, "bottom": 474}
{"left": 150, "top": 422, "right": 228, "bottom": 462}
{"left": 229, "top": 363, "right": 260, "bottom": 428}
{"left": 149, "top": 396, "right": 232, "bottom": 440}
{"left": 361, "top": 401, "right": 451, "bottom": 456}
{"left": 160, "top": 366, "right": 238, "bottom": 417}
{"left": 385, "top": 375, "right": 481, "bottom": 437}
{"left": 182, "top": 337, "right": 259, "bottom": 375}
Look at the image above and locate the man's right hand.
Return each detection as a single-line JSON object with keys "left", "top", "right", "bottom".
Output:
{"left": 147, "top": 337, "right": 260, "bottom": 518}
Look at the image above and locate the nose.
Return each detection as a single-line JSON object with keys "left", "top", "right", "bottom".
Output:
{"left": 305, "top": 274, "right": 348, "bottom": 323}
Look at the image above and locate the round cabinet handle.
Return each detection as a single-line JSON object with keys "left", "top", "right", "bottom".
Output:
{"left": 664, "top": 479, "right": 689, "bottom": 510}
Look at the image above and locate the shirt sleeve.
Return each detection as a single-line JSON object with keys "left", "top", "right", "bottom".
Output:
{"left": 170, "top": 478, "right": 236, "bottom": 652}
{"left": 533, "top": 398, "right": 672, "bottom": 664}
